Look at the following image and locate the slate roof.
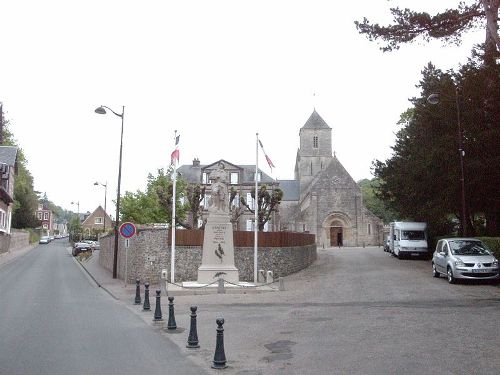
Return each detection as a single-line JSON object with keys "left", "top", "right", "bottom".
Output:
{"left": 0, "top": 146, "right": 18, "bottom": 166}
{"left": 301, "top": 110, "right": 331, "bottom": 130}
{"left": 278, "top": 180, "right": 300, "bottom": 201}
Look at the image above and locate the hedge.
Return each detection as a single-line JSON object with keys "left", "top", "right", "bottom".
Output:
{"left": 478, "top": 237, "right": 500, "bottom": 259}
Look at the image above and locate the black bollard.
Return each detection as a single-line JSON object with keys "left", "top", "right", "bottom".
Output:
{"left": 142, "top": 282, "right": 150, "bottom": 311}
{"left": 167, "top": 296, "right": 177, "bottom": 330}
{"left": 134, "top": 278, "right": 141, "bottom": 305}
{"left": 211, "top": 318, "right": 227, "bottom": 369}
{"left": 186, "top": 306, "right": 200, "bottom": 349}
{"left": 153, "top": 290, "right": 163, "bottom": 322}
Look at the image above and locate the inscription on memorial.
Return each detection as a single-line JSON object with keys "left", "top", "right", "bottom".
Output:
{"left": 212, "top": 224, "right": 227, "bottom": 244}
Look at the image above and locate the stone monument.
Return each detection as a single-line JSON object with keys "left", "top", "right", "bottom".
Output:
{"left": 197, "top": 162, "right": 240, "bottom": 284}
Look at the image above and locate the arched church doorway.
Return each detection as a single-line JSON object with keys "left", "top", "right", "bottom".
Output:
{"left": 330, "top": 226, "right": 343, "bottom": 246}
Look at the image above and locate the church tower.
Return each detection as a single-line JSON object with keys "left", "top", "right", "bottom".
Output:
{"left": 294, "top": 110, "right": 333, "bottom": 194}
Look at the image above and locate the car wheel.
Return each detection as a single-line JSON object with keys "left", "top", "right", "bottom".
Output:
{"left": 432, "top": 263, "right": 440, "bottom": 278}
{"left": 447, "top": 267, "right": 456, "bottom": 284}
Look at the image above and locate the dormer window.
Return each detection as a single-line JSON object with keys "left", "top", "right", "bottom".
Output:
{"left": 313, "top": 136, "right": 318, "bottom": 148}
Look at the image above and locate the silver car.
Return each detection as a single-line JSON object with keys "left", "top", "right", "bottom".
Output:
{"left": 432, "top": 238, "right": 499, "bottom": 284}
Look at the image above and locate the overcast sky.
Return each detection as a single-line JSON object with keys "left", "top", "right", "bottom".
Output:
{"left": 0, "top": 0, "right": 483, "bottom": 217}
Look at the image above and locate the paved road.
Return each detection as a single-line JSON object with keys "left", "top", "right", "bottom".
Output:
{"left": 155, "top": 246, "right": 500, "bottom": 375}
{"left": 0, "top": 239, "right": 207, "bottom": 375}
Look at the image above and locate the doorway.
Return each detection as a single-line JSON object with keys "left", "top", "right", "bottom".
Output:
{"left": 330, "top": 226, "right": 343, "bottom": 247}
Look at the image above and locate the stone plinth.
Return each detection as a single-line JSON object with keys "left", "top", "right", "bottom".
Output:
{"left": 197, "top": 212, "right": 239, "bottom": 284}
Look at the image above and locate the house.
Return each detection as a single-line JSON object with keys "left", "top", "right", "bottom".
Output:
{"left": 81, "top": 205, "right": 113, "bottom": 238}
{"left": 0, "top": 146, "right": 18, "bottom": 252}
{"left": 178, "top": 159, "right": 279, "bottom": 231}
{"left": 35, "top": 203, "right": 55, "bottom": 236}
{"left": 177, "top": 110, "right": 383, "bottom": 246}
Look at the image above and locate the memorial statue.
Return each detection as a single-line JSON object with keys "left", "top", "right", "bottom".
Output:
{"left": 208, "top": 162, "right": 229, "bottom": 213}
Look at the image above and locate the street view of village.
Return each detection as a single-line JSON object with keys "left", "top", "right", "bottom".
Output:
{"left": 0, "top": 1, "right": 499, "bottom": 374}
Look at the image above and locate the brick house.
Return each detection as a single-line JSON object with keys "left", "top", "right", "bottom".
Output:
{"left": 35, "top": 203, "right": 55, "bottom": 236}
{"left": 0, "top": 146, "right": 18, "bottom": 252}
{"left": 81, "top": 205, "right": 113, "bottom": 238}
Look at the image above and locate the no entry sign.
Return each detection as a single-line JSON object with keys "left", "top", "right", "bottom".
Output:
{"left": 119, "top": 222, "right": 136, "bottom": 239}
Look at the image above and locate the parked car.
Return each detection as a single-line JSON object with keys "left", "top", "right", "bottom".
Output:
{"left": 39, "top": 236, "right": 50, "bottom": 244}
{"left": 72, "top": 242, "right": 92, "bottom": 256}
{"left": 432, "top": 238, "right": 499, "bottom": 284}
{"left": 82, "top": 240, "right": 100, "bottom": 250}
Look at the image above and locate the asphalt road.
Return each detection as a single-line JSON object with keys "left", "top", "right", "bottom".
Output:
{"left": 157, "top": 246, "right": 500, "bottom": 375}
{"left": 0, "top": 239, "right": 207, "bottom": 375}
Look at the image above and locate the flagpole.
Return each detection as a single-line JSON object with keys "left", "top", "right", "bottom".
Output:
{"left": 171, "top": 130, "right": 177, "bottom": 283}
{"left": 254, "top": 133, "right": 259, "bottom": 283}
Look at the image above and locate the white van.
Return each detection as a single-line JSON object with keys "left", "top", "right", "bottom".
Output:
{"left": 389, "top": 222, "right": 428, "bottom": 259}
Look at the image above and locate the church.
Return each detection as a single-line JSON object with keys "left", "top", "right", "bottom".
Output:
{"left": 178, "top": 110, "right": 383, "bottom": 247}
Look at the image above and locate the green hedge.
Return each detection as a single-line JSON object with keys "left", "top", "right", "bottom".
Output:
{"left": 478, "top": 237, "right": 500, "bottom": 259}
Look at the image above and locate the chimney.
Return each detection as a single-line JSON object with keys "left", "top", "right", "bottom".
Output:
{"left": 193, "top": 158, "right": 200, "bottom": 167}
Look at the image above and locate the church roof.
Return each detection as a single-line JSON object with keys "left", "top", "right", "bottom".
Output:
{"left": 278, "top": 180, "right": 300, "bottom": 201}
{"left": 301, "top": 110, "right": 331, "bottom": 130}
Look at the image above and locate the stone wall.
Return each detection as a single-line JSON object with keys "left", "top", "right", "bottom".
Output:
{"left": 99, "top": 228, "right": 317, "bottom": 284}
{"left": 9, "top": 230, "right": 30, "bottom": 252}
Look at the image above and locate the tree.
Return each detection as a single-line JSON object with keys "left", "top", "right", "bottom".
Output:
{"left": 183, "top": 184, "right": 206, "bottom": 229}
{"left": 240, "top": 185, "right": 283, "bottom": 231}
{"left": 358, "top": 178, "right": 398, "bottom": 224}
{"left": 355, "top": 1, "right": 499, "bottom": 64}
{"left": 120, "top": 169, "right": 189, "bottom": 226}
{"left": 373, "top": 61, "right": 500, "bottom": 236}
{"left": 1, "top": 117, "right": 40, "bottom": 229}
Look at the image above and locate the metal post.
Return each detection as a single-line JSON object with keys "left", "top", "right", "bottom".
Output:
{"left": 212, "top": 318, "right": 227, "bottom": 369}
{"left": 254, "top": 133, "right": 259, "bottom": 283}
{"left": 455, "top": 86, "right": 467, "bottom": 236}
{"left": 134, "top": 278, "right": 141, "bottom": 305}
{"left": 186, "top": 306, "right": 200, "bottom": 348}
{"left": 153, "top": 290, "right": 163, "bottom": 322}
{"left": 167, "top": 296, "right": 177, "bottom": 330}
{"left": 142, "top": 282, "right": 150, "bottom": 311}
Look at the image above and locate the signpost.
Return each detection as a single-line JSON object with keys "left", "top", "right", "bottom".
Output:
{"left": 119, "top": 222, "right": 136, "bottom": 286}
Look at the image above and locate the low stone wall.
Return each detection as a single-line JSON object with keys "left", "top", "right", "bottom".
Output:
{"left": 99, "top": 228, "right": 317, "bottom": 284}
{"left": 9, "top": 231, "right": 30, "bottom": 252}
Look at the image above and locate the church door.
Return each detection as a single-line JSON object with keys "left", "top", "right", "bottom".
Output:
{"left": 330, "top": 226, "right": 343, "bottom": 247}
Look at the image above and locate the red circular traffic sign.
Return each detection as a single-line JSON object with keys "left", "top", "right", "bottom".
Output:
{"left": 119, "top": 222, "right": 136, "bottom": 239}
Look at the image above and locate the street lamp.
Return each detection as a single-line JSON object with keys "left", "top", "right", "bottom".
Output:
{"left": 95, "top": 105, "right": 125, "bottom": 279}
{"left": 71, "top": 201, "right": 80, "bottom": 217}
{"left": 94, "top": 181, "right": 108, "bottom": 233}
{"left": 427, "top": 86, "right": 467, "bottom": 236}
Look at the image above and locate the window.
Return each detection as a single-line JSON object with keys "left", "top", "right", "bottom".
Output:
{"left": 264, "top": 221, "right": 269, "bottom": 232}
{"left": 303, "top": 224, "right": 307, "bottom": 232}
{"left": 230, "top": 172, "right": 239, "bottom": 185}
{"left": 313, "top": 136, "right": 318, "bottom": 148}
{"left": 202, "top": 194, "right": 211, "bottom": 208}
{"left": 246, "top": 219, "right": 255, "bottom": 231}
{"left": 231, "top": 193, "right": 239, "bottom": 207}
{"left": 37, "top": 212, "right": 43, "bottom": 220}
{"left": 43, "top": 212, "right": 49, "bottom": 220}
{"left": 95, "top": 217, "right": 103, "bottom": 224}
{"left": 197, "top": 219, "right": 204, "bottom": 229}
{"left": 0, "top": 210, "right": 5, "bottom": 230}
{"left": 252, "top": 172, "right": 261, "bottom": 182}
{"left": 202, "top": 172, "right": 208, "bottom": 184}
{"left": 246, "top": 192, "right": 255, "bottom": 210}
{"left": 368, "top": 223, "right": 371, "bottom": 235}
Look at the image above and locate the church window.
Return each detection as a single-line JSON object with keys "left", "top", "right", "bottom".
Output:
{"left": 313, "top": 136, "right": 318, "bottom": 148}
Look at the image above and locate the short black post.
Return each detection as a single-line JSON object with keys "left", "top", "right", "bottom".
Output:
{"left": 167, "top": 296, "right": 177, "bottom": 330}
{"left": 134, "top": 278, "right": 141, "bottom": 305}
{"left": 142, "top": 282, "right": 150, "bottom": 311}
{"left": 212, "top": 318, "right": 227, "bottom": 369}
{"left": 186, "top": 306, "right": 200, "bottom": 349}
{"left": 153, "top": 290, "right": 163, "bottom": 322}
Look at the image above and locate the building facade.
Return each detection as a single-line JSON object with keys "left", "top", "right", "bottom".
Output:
{"left": 0, "top": 146, "right": 18, "bottom": 252}
{"left": 177, "top": 110, "right": 383, "bottom": 246}
{"left": 81, "top": 205, "right": 113, "bottom": 238}
{"left": 36, "top": 203, "right": 55, "bottom": 236}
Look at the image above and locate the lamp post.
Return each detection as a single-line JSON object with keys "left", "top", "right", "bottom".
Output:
{"left": 94, "top": 181, "right": 108, "bottom": 233}
{"left": 427, "top": 86, "right": 467, "bottom": 236}
{"left": 95, "top": 105, "right": 125, "bottom": 279}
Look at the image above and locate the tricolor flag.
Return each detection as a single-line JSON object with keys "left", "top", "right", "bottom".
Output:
{"left": 171, "top": 134, "right": 180, "bottom": 165}
{"left": 258, "top": 139, "right": 275, "bottom": 171}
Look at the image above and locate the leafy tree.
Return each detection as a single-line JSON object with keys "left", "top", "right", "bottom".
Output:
{"left": 373, "top": 61, "right": 500, "bottom": 236}
{"left": 354, "top": 1, "right": 499, "bottom": 64}
{"left": 358, "top": 178, "right": 398, "bottom": 224}
{"left": 240, "top": 185, "right": 283, "bottom": 231}
{"left": 121, "top": 169, "right": 189, "bottom": 226}
{"left": 183, "top": 184, "right": 206, "bottom": 229}
{"left": 1, "top": 117, "right": 40, "bottom": 229}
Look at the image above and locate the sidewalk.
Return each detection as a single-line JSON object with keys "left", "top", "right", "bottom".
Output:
{"left": 77, "top": 248, "right": 309, "bottom": 374}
